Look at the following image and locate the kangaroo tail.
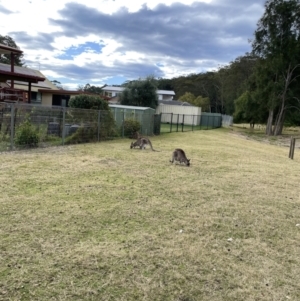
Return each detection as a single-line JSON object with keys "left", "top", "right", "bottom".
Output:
{"left": 148, "top": 140, "right": 160, "bottom": 152}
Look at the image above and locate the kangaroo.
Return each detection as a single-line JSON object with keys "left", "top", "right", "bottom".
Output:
{"left": 130, "top": 131, "right": 159, "bottom": 151}
{"left": 130, "top": 137, "right": 159, "bottom": 151}
{"left": 170, "top": 148, "right": 190, "bottom": 166}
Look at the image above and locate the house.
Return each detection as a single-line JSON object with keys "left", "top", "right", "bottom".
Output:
{"left": 0, "top": 43, "right": 47, "bottom": 103}
{"left": 102, "top": 85, "right": 175, "bottom": 103}
{"left": 0, "top": 43, "right": 85, "bottom": 106}
{"left": 0, "top": 63, "right": 85, "bottom": 106}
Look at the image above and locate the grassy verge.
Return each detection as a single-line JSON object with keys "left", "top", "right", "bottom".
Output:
{"left": 1, "top": 129, "right": 300, "bottom": 300}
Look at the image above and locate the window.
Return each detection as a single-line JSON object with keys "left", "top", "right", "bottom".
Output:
{"left": 31, "top": 92, "right": 42, "bottom": 103}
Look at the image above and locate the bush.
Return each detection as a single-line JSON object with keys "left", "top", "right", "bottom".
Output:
{"left": 69, "top": 95, "right": 109, "bottom": 110}
{"left": 65, "top": 125, "right": 98, "bottom": 144}
{"left": 15, "top": 118, "right": 39, "bottom": 147}
{"left": 123, "top": 119, "right": 141, "bottom": 138}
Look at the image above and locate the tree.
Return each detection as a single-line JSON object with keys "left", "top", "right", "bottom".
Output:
{"left": 78, "top": 83, "right": 104, "bottom": 95}
{"left": 233, "top": 90, "right": 268, "bottom": 126}
{"left": 0, "top": 35, "right": 24, "bottom": 66}
{"left": 51, "top": 80, "right": 63, "bottom": 89}
{"left": 193, "top": 96, "right": 211, "bottom": 112}
{"left": 178, "top": 92, "right": 210, "bottom": 111}
{"left": 120, "top": 76, "right": 158, "bottom": 109}
{"left": 69, "top": 95, "right": 109, "bottom": 110}
{"left": 178, "top": 92, "right": 195, "bottom": 103}
{"left": 251, "top": 0, "right": 300, "bottom": 135}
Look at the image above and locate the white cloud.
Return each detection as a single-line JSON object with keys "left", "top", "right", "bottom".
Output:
{"left": 0, "top": 0, "right": 265, "bottom": 86}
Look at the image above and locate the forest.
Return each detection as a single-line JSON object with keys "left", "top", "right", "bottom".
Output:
{"left": 153, "top": 0, "right": 300, "bottom": 136}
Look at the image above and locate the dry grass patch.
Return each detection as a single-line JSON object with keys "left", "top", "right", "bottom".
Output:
{"left": 1, "top": 129, "right": 300, "bottom": 301}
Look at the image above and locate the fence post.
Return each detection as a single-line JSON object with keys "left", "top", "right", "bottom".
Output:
{"left": 122, "top": 110, "right": 125, "bottom": 138}
{"left": 62, "top": 107, "right": 66, "bottom": 145}
{"left": 182, "top": 114, "right": 185, "bottom": 132}
{"left": 10, "top": 104, "right": 15, "bottom": 150}
{"left": 200, "top": 114, "right": 202, "bottom": 130}
{"left": 192, "top": 115, "right": 194, "bottom": 131}
{"left": 97, "top": 110, "right": 101, "bottom": 142}
{"left": 176, "top": 114, "right": 179, "bottom": 132}
{"left": 289, "top": 137, "right": 296, "bottom": 159}
{"left": 170, "top": 113, "right": 173, "bottom": 133}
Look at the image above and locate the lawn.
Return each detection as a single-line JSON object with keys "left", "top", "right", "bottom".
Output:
{"left": 1, "top": 128, "right": 300, "bottom": 301}
{"left": 160, "top": 123, "right": 213, "bottom": 134}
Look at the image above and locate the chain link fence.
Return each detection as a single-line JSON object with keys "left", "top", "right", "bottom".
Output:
{"left": 159, "top": 112, "right": 222, "bottom": 134}
{"left": 0, "top": 103, "right": 232, "bottom": 152}
{"left": 222, "top": 114, "right": 233, "bottom": 127}
{"left": 0, "top": 103, "right": 120, "bottom": 151}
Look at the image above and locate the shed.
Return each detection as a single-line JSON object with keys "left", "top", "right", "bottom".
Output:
{"left": 109, "top": 104, "right": 156, "bottom": 136}
{"left": 156, "top": 102, "right": 201, "bottom": 125}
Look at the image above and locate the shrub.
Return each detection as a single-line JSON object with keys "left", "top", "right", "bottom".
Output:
{"left": 65, "top": 124, "right": 98, "bottom": 144}
{"left": 69, "top": 95, "right": 109, "bottom": 110}
{"left": 123, "top": 119, "right": 141, "bottom": 138}
{"left": 15, "top": 118, "right": 39, "bottom": 147}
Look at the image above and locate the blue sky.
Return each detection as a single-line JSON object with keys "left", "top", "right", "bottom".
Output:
{"left": 0, "top": 0, "right": 266, "bottom": 90}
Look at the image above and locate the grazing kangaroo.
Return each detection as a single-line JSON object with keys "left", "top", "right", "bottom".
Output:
{"left": 170, "top": 149, "right": 190, "bottom": 166}
{"left": 130, "top": 132, "right": 159, "bottom": 151}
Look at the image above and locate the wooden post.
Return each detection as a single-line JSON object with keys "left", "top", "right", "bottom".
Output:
{"left": 97, "top": 110, "right": 101, "bottom": 142}
{"left": 289, "top": 137, "right": 296, "bottom": 159}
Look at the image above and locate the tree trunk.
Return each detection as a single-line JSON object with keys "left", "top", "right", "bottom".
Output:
{"left": 274, "top": 110, "right": 285, "bottom": 136}
{"left": 266, "top": 109, "right": 274, "bottom": 136}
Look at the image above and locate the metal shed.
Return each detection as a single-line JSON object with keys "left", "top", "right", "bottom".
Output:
{"left": 156, "top": 102, "right": 201, "bottom": 125}
{"left": 109, "top": 104, "right": 156, "bottom": 136}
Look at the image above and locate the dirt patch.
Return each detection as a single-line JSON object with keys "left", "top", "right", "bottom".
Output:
{"left": 229, "top": 126, "right": 300, "bottom": 148}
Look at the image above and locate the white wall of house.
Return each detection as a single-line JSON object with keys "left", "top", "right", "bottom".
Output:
{"left": 156, "top": 104, "right": 201, "bottom": 125}
{"left": 102, "top": 86, "right": 175, "bottom": 103}
{"left": 42, "top": 93, "right": 53, "bottom": 106}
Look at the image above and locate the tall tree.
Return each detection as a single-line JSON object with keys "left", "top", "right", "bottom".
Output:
{"left": 178, "top": 92, "right": 210, "bottom": 111}
{"left": 0, "top": 35, "right": 24, "bottom": 66}
{"left": 251, "top": 0, "right": 300, "bottom": 135}
{"left": 78, "top": 83, "right": 104, "bottom": 94}
{"left": 120, "top": 76, "right": 158, "bottom": 109}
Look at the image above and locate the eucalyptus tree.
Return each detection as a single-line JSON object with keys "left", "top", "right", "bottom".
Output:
{"left": 251, "top": 0, "right": 300, "bottom": 135}
{"left": 0, "top": 35, "right": 24, "bottom": 66}
{"left": 120, "top": 76, "right": 158, "bottom": 109}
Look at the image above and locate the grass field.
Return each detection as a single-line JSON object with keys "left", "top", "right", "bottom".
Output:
{"left": 160, "top": 123, "right": 213, "bottom": 134}
{"left": 1, "top": 128, "right": 300, "bottom": 301}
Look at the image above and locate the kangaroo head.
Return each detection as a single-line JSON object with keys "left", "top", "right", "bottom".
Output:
{"left": 186, "top": 159, "right": 191, "bottom": 166}
{"left": 130, "top": 142, "right": 134, "bottom": 149}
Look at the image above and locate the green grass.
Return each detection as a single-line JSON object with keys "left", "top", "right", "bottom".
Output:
{"left": 1, "top": 129, "right": 300, "bottom": 300}
{"left": 160, "top": 123, "right": 214, "bottom": 134}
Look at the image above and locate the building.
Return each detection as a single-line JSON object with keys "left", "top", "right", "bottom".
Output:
{"left": 102, "top": 85, "right": 175, "bottom": 103}
{"left": 0, "top": 43, "right": 84, "bottom": 106}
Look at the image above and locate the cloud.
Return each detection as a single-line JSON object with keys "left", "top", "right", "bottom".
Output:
{"left": 0, "top": 4, "right": 13, "bottom": 14}
{"left": 1, "top": 0, "right": 266, "bottom": 88}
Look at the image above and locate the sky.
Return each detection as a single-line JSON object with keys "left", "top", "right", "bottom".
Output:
{"left": 0, "top": 0, "right": 266, "bottom": 90}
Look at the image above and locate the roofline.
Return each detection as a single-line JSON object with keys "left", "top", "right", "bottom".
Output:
{"left": 102, "top": 86, "right": 175, "bottom": 95}
{"left": 38, "top": 89, "right": 84, "bottom": 95}
{"left": 38, "top": 89, "right": 112, "bottom": 98}
{"left": 0, "top": 70, "right": 45, "bottom": 83}
{"left": 0, "top": 43, "right": 23, "bottom": 55}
